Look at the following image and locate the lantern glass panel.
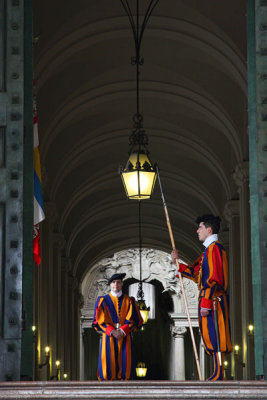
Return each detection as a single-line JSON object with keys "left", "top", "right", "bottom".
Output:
{"left": 136, "top": 362, "right": 147, "bottom": 377}
{"left": 140, "top": 309, "right": 149, "bottom": 324}
{"left": 121, "top": 170, "right": 156, "bottom": 199}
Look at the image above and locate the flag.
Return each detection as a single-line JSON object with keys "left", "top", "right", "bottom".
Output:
{"left": 33, "top": 81, "right": 45, "bottom": 266}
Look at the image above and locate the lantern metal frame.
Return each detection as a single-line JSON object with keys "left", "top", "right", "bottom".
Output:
{"left": 119, "top": 0, "right": 159, "bottom": 200}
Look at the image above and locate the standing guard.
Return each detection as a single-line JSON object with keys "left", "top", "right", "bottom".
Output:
{"left": 171, "top": 214, "right": 233, "bottom": 380}
{"left": 92, "top": 273, "right": 143, "bottom": 380}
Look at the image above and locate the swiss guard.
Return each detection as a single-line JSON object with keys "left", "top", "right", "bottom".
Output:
{"left": 172, "top": 214, "right": 233, "bottom": 380}
{"left": 92, "top": 273, "right": 143, "bottom": 380}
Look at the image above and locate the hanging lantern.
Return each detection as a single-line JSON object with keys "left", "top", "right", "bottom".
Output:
{"left": 136, "top": 273, "right": 150, "bottom": 325}
{"left": 136, "top": 298, "right": 150, "bottom": 324}
{"left": 120, "top": 146, "right": 157, "bottom": 200}
{"left": 119, "top": 0, "right": 159, "bottom": 198}
{"left": 136, "top": 362, "right": 147, "bottom": 378}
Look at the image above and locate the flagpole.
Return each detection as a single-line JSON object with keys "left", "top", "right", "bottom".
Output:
{"left": 156, "top": 165, "right": 203, "bottom": 381}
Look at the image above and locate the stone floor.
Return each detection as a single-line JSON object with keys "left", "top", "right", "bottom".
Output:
{"left": 0, "top": 381, "right": 266, "bottom": 399}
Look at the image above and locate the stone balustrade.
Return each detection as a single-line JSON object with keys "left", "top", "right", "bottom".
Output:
{"left": 0, "top": 381, "right": 266, "bottom": 399}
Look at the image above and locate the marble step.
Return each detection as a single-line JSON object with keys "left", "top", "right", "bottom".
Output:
{"left": 0, "top": 381, "right": 266, "bottom": 399}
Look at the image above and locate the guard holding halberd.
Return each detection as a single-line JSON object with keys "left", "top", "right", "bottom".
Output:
{"left": 171, "top": 214, "right": 233, "bottom": 380}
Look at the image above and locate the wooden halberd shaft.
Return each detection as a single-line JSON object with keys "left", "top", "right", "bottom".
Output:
{"left": 156, "top": 165, "right": 203, "bottom": 381}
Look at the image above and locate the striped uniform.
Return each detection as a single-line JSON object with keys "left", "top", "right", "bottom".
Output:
{"left": 92, "top": 293, "right": 143, "bottom": 380}
{"left": 178, "top": 241, "right": 233, "bottom": 380}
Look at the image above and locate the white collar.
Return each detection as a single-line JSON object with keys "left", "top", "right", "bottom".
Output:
{"left": 203, "top": 234, "right": 218, "bottom": 248}
{"left": 110, "top": 290, "right": 122, "bottom": 298}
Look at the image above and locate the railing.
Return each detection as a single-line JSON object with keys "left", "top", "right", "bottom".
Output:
{"left": 0, "top": 380, "right": 266, "bottom": 399}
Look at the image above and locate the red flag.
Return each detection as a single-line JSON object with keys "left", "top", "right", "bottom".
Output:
{"left": 33, "top": 224, "right": 41, "bottom": 266}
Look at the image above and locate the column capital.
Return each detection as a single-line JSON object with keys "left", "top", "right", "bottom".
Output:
{"left": 171, "top": 326, "right": 187, "bottom": 338}
{"left": 80, "top": 315, "right": 93, "bottom": 330}
{"left": 224, "top": 200, "right": 240, "bottom": 222}
{"left": 233, "top": 161, "right": 249, "bottom": 188}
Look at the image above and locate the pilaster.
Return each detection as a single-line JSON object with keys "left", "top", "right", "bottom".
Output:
{"left": 247, "top": 0, "right": 267, "bottom": 378}
{"left": 224, "top": 199, "right": 242, "bottom": 379}
{"left": 36, "top": 202, "right": 57, "bottom": 380}
{"left": 49, "top": 233, "right": 65, "bottom": 380}
{"left": 170, "top": 326, "right": 187, "bottom": 380}
{"left": 69, "top": 275, "right": 79, "bottom": 379}
{"left": 61, "top": 258, "right": 72, "bottom": 379}
{"left": 233, "top": 161, "right": 254, "bottom": 379}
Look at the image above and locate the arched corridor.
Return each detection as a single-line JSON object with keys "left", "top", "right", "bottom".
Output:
{"left": 31, "top": 0, "right": 255, "bottom": 381}
{"left": 0, "top": 0, "right": 266, "bottom": 383}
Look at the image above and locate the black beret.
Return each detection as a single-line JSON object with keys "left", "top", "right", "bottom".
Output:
{"left": 108, "top": 273, "right": 126, "bottom": 285}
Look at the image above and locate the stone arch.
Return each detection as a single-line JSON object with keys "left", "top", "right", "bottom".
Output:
{"left": 80, "top": 248, "right": 199, "bottom": 321}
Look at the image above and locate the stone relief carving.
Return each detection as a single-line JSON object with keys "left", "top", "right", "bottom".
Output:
{"left": 81, "top": 248, "right": 198, "bottom": 321}
{"left": 181, "top": 279, "right": 198, "bottom": 307}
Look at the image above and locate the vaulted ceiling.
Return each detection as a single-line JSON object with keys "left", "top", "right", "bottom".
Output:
{"left": 33, "top": 0, "right": 247, "bottom": 283}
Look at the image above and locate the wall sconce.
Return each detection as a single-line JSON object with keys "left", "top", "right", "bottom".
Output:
{"left": 50, "top": 360, "right": 61, "bottom": 380}
{"left": 234, "top": 344, "right": 240, "bottom": 355}
{"left": 223, "top": 360, "right": 230, "bottom": 379}
{"left": 56, "top": 360, "right": 61, "bottom": 380}
{"left": 32, "top": 326, "right": 37, "bottom": 344}
{"left": 234, "top": 344, "right": 245, "bottom": 367}
{"left": 38, "top": 346, "right": 50, "bottom": 368}
{"left": 248, "top": 324, "right": 254, "bottom": 336}
{"left": 63, "top": 373, "right": 68, "bottom": 380}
